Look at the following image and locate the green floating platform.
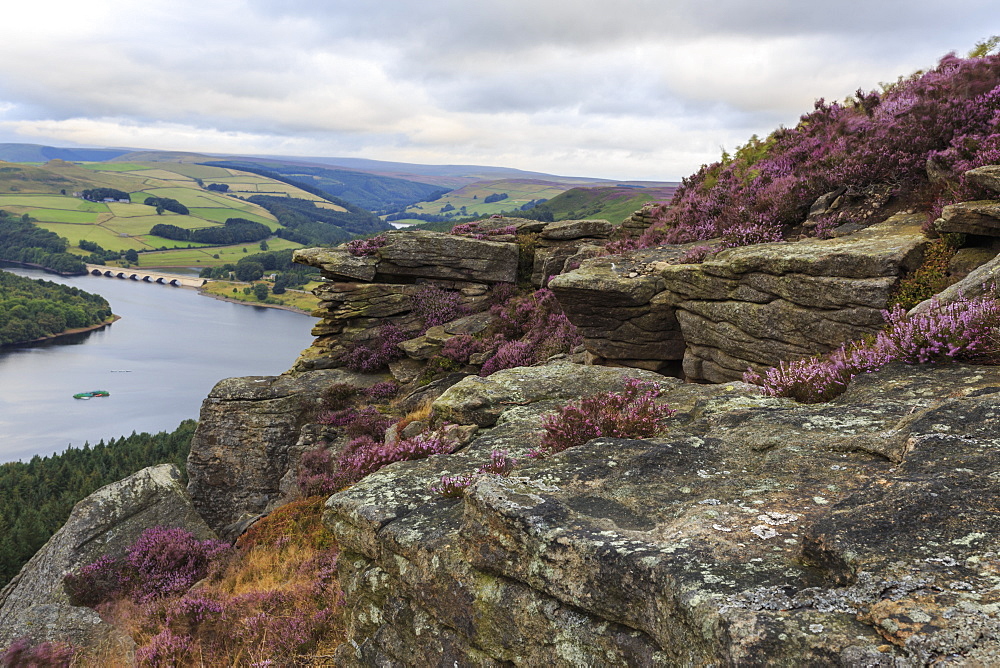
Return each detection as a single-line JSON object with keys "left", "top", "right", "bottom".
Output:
{"left": 73, "top": 390, "right": 110, "bottom": 399}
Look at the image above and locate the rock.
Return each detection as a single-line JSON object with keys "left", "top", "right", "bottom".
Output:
{"left": 186, "top": 369, "right": 384, "bottom": 538}
{"left": 376, "top": 230, "right": 517, "bottom": 284}
{"left": 292, "top": 247, "right": 377, "bottom": 282}
{"left": 0, "top": 464, "right": 213, "bottom": 650}
{"left": 539, "top": 219, "right": 614, "bottom": 240}
{"left": 432, "top": 360, "right": 673, "bottom": 428}
{"left": 549, "top": 216, "right": 928, "bottom": 380}
{"left": 936, "top": 200, "right": 1000, "bottom": 236}
{"left": 965, "top": 164, "right": 1000, "bottom": 194}
{"left": 948, "top": 246, "right": 999, "bottom": 281}
{"left": 703, "top": 216, "right": 927, "bottom": 279}
{"left": 909, "top": 248, "right": 1000, "bottom": 314}
{"left": 324, "top": 363, "right": 1000, "bottom": 665}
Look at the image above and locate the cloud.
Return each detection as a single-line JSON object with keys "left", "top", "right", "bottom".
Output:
{"left": 0, "top": 0, "right": 993, "bottom": 179}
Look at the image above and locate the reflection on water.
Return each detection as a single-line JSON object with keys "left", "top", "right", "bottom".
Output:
{"left": 1, "top": 267, "right": 316, "bottom": 462}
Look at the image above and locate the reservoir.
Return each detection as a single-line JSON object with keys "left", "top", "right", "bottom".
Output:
{"left": 1, "top": 266, "right": 316, "bottom": 462}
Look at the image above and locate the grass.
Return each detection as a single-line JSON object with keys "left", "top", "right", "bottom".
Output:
{"left": 11, "top": 208, "right": 102, "bottom": 224}
{"left": 188, "top": 207, "right": 279, "bottom": 228}
{"left": 74, "top": 497, "right": 344, "bottom": 666}
{"left": 140, "top": 237, "right": 304, "bottom": 267}
{"left": 0, "top": 194, "right": 108, "bottom": 210}
{"left": 79, "top": 162, "right": 153, "bottom": 172}
{"left": 200, "top": 280, "right": 319, "bottom": 312}
{"left": 104, "top": 214, "right": 217, "bottom": 234}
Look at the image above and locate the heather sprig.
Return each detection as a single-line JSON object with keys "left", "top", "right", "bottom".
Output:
{"left": 336, "top": 433, "right": 452, "bottom": 486}
{"left": 1, "top": 637, "right": 75, "bottom": 668}
{"left": 432, "top": 449, "right": 518, "bottom": 498}
{"left": 479, "top": 288, "right": 582, "bottom": 375}
{"left": 532, "top": 378, "right": 675, "bottom": 457}
{"left": 64, "top": 527, "right": 231, "bottom": 607}
{"left": 745, "top": 296, "right": 1000, "bottom": 402}
{"left": 412, "top": 285, "right": 466, "bottom": 329}
{"left": 341, "top": 323, "right": 407, "bottom": 372}
{"left": 344, "top": 234, "right": 387, "bottom": 257}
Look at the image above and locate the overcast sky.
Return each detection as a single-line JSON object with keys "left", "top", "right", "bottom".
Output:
{"left": 0, "top": 1, "right": 995, "bottom": 180}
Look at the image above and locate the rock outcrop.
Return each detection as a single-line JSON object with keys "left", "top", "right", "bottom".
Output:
{"left": 0, "top": 464, "right": 213, "bottom": 650}
{"left": 325, "top": 361, "right": 1000, "bottom": 666}
{"left": 292, "top": 230, "right": 516, "bottom": 371}
{"left": 936, "top": 200, "right": 1000, "bottom": 236}
{"left": 186, "top": 369, "right": 383, "bottom": 538}
{"left": 551, "top": 215, "right": 929, "bottom": 381}
{"left": 531, "top": 219, "right": 614, "bottom": 286}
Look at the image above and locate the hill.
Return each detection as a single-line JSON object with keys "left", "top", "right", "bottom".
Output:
{"left": 0, "top": 144, "right": 131, "bottom": 163}
{"left": 0, "top": 160, "right": 385, "bottom": 268}
{"left": 202, "top": 159, "right": 450, "bottom": 213}
{"left": 527, "top": 184, "right": 678, "bottom": 222}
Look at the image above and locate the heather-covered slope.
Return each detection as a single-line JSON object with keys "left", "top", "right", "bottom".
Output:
{"left": 629, "top": 50, "right": 1000, "bottom": 249}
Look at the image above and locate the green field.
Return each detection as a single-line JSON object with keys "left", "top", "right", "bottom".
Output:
{"left": 188, "top": 207, "right": 277, "bottom": 227}
{"left": 37, "top": 223, "right": 141, "bottom": 252}
{"left": 139, "top": 237, "right": 304, "bottom": 267}
{"left": 79, "top": 162, "right": 153, "bottom": 172}
{"left": 402, "top": 179, "right": 583, "bottom": 219}
{"left": 103, "top": 214, "right": 212, "bottom": 234}
{"left": 0, "top": 194, "right": 108, "bottom": 211}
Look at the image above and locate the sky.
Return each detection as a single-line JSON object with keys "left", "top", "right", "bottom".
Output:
{"left": 0, "top": 1, "right": 995, "bottom": 181}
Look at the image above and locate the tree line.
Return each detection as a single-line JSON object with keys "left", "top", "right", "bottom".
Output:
{"left": 0, "top": 421, "right": 196, "bottom": 587}
{"left": 144, "top": 196, "right": 190, "bottom": 215}
{"left": 149, "top": 218, "right": 272, "bottom": 245}
{"left": 0, "top": 270, "right": 112, "bottom": 345}
{"left": 247, "top": 195, "right": 376, "bottom": 246}
{"left": 81, "top": 188, "right": 130, "bottom": 202}
{"left": 0, "top": 213, "right": 87, "bottom": 274}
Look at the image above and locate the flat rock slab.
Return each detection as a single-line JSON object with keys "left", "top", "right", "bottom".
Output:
{"left": 937, "top": 200, "right": 1000, "bottom": 236}
{"left": 701, "top": 215, "right": 927, "bottom": 279}
{"left": 376, "top": 230, "right": 517, "bottom": 283}
{"left": 325, "top": 362, "right": 1000, "bottom": 666}
{"left": 965, "top": 165, "right": 1000, "bottom": 194}
{"left": 540, "top": 219, "right": 614, "bottom": 240}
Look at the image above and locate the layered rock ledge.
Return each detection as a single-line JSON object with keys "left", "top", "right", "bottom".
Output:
{"left": 551, "top": 215, "right": 929, "bottom": 381}
{"left": 324, "top": 361, "right": 1000, "bottom": 666}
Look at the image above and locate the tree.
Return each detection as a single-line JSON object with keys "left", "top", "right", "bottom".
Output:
{"left": 234, "top": 261, "right": 264, "bottom": 282}
{"left": 272, "top": 274, "right": 290, "bottom": 295}
{"left": 252, "top": 283, "right": 269, "bottom": 301}
{"left": 124, "top": 249, "right": 139, "bottom": 264}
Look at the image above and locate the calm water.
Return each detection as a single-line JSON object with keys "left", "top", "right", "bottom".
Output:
{"left": 1, "top": 267, "right": 316, "bottom": 462}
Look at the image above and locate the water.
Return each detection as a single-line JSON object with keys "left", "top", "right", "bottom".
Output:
{"left": 0, "top": 267, "right": 316, "bottom": 462}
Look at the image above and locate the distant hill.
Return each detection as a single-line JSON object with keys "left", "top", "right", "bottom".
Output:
{"left": 0, "top": 144, "right": 132, "bottom": 163}
{"left": 0, "top": 160, "right": 387, "bottom": 268}
{"left": 394, "top": 180, "right": 678, "bottom": 225}
{"left": 528, "top": 184, "right": 678, "bottom": 223}
{"left": 203, "top": 159, "right": 447, "bottom": 213}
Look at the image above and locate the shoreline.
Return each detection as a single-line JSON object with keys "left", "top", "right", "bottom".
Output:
{"left": 195, "top": 286, "right": 311, "bottom": 315}
{"left": 3, "top": 314, "right": 121, "bottom": 349}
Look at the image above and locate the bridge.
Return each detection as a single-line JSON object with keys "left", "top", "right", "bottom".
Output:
{"left": 85, "top": 264, "right": 206, "bottom": 288}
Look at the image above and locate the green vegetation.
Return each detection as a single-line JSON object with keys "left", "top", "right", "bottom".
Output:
{"left": 0, "top": 213, "right": 86, "bottom": 274}
{"left": 523, "top": 185, "right": 677, "bottom": 223}
{"left": 248, "top": 195, "right": 386, "bottom": 245}
{"left": 143, "top": 196, "right": 189, "bottom": 215}
{"left": 149, "top": 217, "right": 271, "bottom": 245}
{"left": 81, "top": 188, "right": 130, "bottom": 202}
{"left": 0, "top": 269, "right": 112, "bottom": 344}
{"left": 0, "top": 420, "right": 197, "bottom": 587}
